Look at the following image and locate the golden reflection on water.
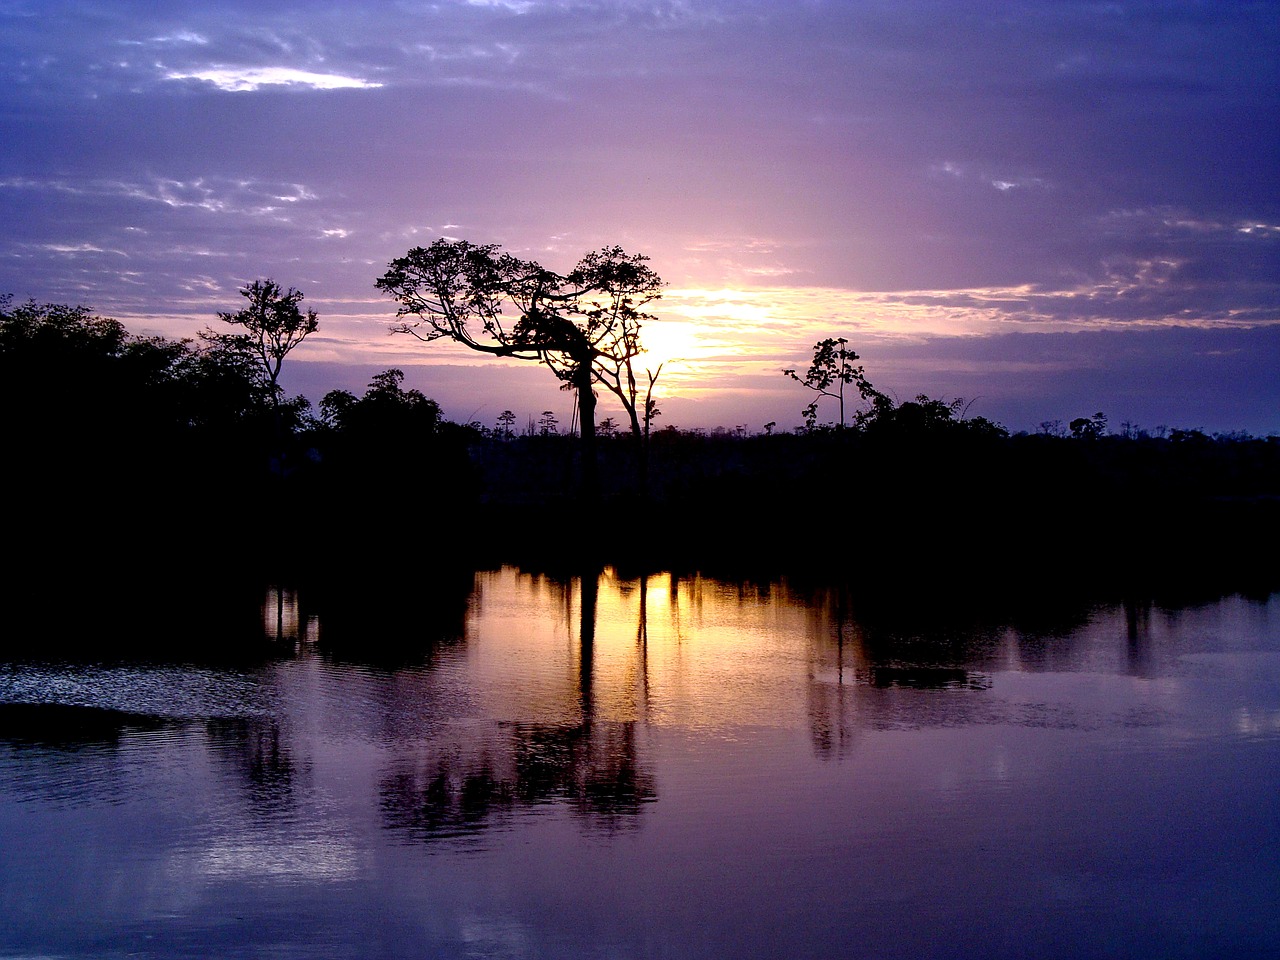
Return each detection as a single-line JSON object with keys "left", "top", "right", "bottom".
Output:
{"left": 262, "top": 588, "right": 320, "bottom": 645}
{"left": 342, "top": 565, "right": 865, "bottom": 837}
{"left": 459, "top": 567, "right": 865, "bottom": 735}
{"left": 254, "top": 567, "right": 1280, "bottom": 767}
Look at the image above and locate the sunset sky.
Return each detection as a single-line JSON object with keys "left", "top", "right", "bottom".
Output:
{"left": 3, "top": 0, "right": 1278, "bottom": 434}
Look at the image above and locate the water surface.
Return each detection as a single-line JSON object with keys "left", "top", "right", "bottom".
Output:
{"left": 2, "top": 568, "right": 1278, "bottom": 959}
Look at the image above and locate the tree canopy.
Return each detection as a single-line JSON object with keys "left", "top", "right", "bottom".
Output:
{"left": 375, "top": 239, "right": 664, "bottom": 492}
{"left": 216, "top": 279, "right": 319, "bottom": 407}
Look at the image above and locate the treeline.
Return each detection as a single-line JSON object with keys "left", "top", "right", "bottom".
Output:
{"left": 0, "top": 298, "right": 475, "bottom": 614}
{"left": 3, "top": 297, "right": 1278, "bottom": 603}
{"left": 477, "top": 403, "right": 1280, "bottom": 589}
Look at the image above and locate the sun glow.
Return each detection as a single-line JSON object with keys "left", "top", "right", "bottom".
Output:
{"left": 637, "top": 288, "right": 786, "bottom": 387}
{"left": 636, "top": 317, "right": 702, "bottom": 374}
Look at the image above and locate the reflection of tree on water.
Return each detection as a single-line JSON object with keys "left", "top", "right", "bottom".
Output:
{"left": 0, "top": 703, "right": 311, "bottom": 816}
{"left": 379, "top": 566, "right": 656, "bottom": 842}
{"left": 520, "top": 719, "right": 652, "bottom": 819}
{"left": 285, "top": 562, "right": 476, "bottom": 668}
{"left": 1124, "top": 597, "right": 1155, "bottom": 677}
{"left": 864, "top": 665, "right": 990, "bottom": 689}
{"left": 794, "top": 576, "right": 1258, "bottom": 758}
{"left": 381, "top": 719, "right": 655, "bottom": 840}
{"left": 636, "top": 572, "right": 652, "bottom": 713}
{"left": 800, "top": 582, "right": 1101, "bottom": 759}
{"left": 0, "top": 702, "right": 172, "bottom": 751}
{"left": 261, "top": 587, "right": 318, "bottom": 645}
{"left": 579, "top": 568, "right": 597, "bottom": 714}
{"left": 804, "top": 584, "right": 866, "bottom": 760}
{"left": 206, "top": 716, "right": 308, "bottom": 814}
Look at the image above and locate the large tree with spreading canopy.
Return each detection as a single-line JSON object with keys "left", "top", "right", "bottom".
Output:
{"left": 375, "top": 239, "right": 663, "bottom": 500}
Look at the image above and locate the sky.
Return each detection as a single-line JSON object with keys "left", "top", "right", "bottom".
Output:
{"left": 2, "top": 0, "right": 1278, "bottom": 436}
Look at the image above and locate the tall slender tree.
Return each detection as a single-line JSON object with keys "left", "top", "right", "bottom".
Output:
{"left": 783, "top": 337, "right": 879, "bottom": 431}
{"left": 217, "top": 279, "right": 319, "bottom": 411}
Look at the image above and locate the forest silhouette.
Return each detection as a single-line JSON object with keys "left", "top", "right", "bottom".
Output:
{"left": 3, "top": 288, "right": 1278, "bottom": 642}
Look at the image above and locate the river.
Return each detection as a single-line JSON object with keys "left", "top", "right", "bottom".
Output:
{"left": 1, "top": 567, "right": 1278, "bottom": 959}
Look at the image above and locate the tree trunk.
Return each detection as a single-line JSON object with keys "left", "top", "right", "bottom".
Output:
{"left": 575, "top": 362, "right": 598, "bottom": 506}
{"left": 578, "top": 568, "right": 598, "bottom": 718}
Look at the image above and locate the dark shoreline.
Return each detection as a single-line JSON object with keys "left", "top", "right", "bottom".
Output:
{"left": 3, "top": 513, "right": 1274, "bottom": 665}
{"left": 6, "top": 422, "right": 1280, "bottom": 664}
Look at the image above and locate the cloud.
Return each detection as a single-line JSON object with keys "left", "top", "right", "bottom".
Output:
{"left": 465, "top": 0, "right": 537, "bottom": 12}
{"left": 0, "top": 174, "right": 317, "bottom": 217}
{"left": 164, "top": 67, "right": 382, "bottom": 91}
{"left": 38, "top": 243, "right": 126, "bottom": 256}
{"left": 139, "top": 31, "right": 209, "bottom": 46}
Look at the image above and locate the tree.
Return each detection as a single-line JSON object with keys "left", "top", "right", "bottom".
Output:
{"left": 1, "top": 298, "right": 161, "bottom": 472}
{"left": 217, "top": 279, "right": 318, "bottom": 410}
{"left": 1070, "top": 411, "right": 1108, "bottom": 440}
{"left": 0, "top": 295, "right": 272, "bottom": 453}
{"left": 319, "top": 368, "right": 441, "bottom": 435}
{"left": 191, "top": 325, "right": 279, "bottom": 427}
{"left": 782, "top": 337, "right": 880, "bottom": 431}
{"left": 210, "top": 279, "right": 319, "bottom": 492}
{"left": 375, "top": 239, "right": 663, "bottom": 501}
{"left": 0, "top": 296, "right": 290, "bottom": 566}
{"left": 317, "top": 368, "right": 454, "bottom": 482}
{"left": 496, "top": 409, "right": 517, "bottom": 439}
{"left": 858, "top": 393, "right": 1007, "bottom": 439}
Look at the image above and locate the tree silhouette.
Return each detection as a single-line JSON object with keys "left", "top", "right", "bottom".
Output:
{"left": 209, "top": 279, "right": 318, "bottom": 491}
{"left": 375, "top": 239, "right": 663, "bottom": 501}
{"left": 1070, "top": 411, "right": 1108, "bottom": 440}
{"left": 216, "top": 279, "right": 318, "bottom": 411}
{"left": 783, "top": 337, "right": 880, "bottom": 430}
{"left": 496, "top": 409, "right": 517, "bottom": 439}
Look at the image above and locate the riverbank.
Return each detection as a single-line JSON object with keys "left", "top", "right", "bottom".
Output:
{"left": 5, "top": 427, "right": 1278, "bottom": 661}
